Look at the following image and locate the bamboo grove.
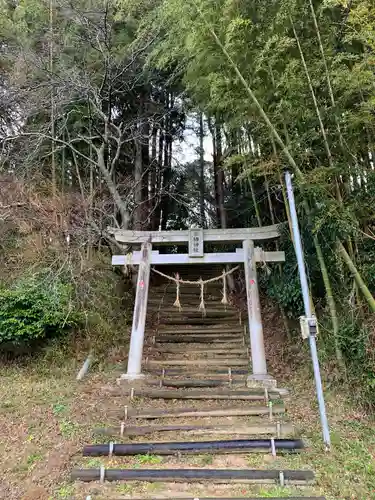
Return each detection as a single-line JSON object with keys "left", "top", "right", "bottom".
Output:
{"left": 0, "top": 0, "right": 374, "bottom": 400}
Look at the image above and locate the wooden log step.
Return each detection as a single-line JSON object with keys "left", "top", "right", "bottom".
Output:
{"left": 85, "top": 497, "right": 325, "bottom": 500}
{"left": 72, "top": 468, "right": 315, "bottom": 484}
{"left": 129, "top": 389, "right": 281, "bottom": 401}
{"left": 144, "top": 367, "right": 249, "bottom": 375}
{"left": 147, "top": 353, "right": 249, "bottom": 360}
{"left": 156, "top": 308, "right": 238, "bottom": 315}
{"left": 93, "top": 422, "right": 296, "bottom": 438}
{"left": 85, "top": 497, "right": 324, "bottom": 500}
{"left": 142, "top": 379, "right": 289, "bottom": 395}
{"left": 145, "top": 359, "right": 249, "bottom": 367}
{"left": 149, "top": 342, "right": 244, "bottom": 350}
{"left": 143, "top": 369, "right": 248, "bottom": 379}
{"left": 157, "top": 327, "right": 244, "bottom": 334}
{"left": 146, "top": 372, "right": 247, "bottom": 379}
{"left": 161, "top": 319, "right": 241, "bottom": 325}
{"left": 140, "top": 382, "right": 289, "bottom": 397}
{"left": 83, "top": 438, "right": 304, "bottom": 457}
{"left": 148, "top": 296, "right": 222, "bottom": 302}
{"left": 149, "top": 346, "right": 247, "bottom": 355}
{"left": 145, "top": 378, "right": 245, "bottom": 388}
{"left": 158, "top": 315, "right": 239, "bottom": 321}
{"left": 155, "top": 335, "right": 244, "bottom": 343}
{"left": 116, "top": 405, "right": 285, "bottom": 420}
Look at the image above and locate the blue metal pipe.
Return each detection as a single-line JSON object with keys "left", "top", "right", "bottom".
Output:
{"left": 285, "top": 171, "right": 331, "bottom": 449}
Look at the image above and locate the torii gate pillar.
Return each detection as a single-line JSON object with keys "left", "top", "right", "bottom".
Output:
{"left": 243, "top": 239, "right": 276, "bottom": 388}
{"left": 121, "top": 241, "right": 152, "bottom": 380}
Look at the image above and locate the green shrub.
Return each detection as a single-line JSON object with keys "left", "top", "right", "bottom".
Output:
{"left": 0, "top": 272, "right": 80, "bottom": 348}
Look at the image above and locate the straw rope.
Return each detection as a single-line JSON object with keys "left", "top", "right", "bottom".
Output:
{"left": 151, "top": 266, "right": 239, "bottom": 311}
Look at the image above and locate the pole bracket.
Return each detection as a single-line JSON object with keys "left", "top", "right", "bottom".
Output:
{"left": 299, "top": 315, "right": 318, "bottom": 339}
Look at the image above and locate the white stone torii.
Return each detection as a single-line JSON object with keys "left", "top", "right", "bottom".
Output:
{"left": 110, "top": 225, "right": 285, "bottom": 387}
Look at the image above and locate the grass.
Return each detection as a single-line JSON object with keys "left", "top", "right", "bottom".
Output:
{"left": 0, "top": 336, "right": 374, "bottom": 500}
{"left": 26, "top": 453, "right": 43, "bottom": 468}
{"left": 134, "top": 454, "right": 163, "bottom": 465}
{"left": 59, "top": 419, "right": 80, "bottom": 439}
{"left": 54, "top": 484, "right": 75, "bottom": 499}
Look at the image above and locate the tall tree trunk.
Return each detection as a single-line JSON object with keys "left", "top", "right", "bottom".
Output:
{"left": 199, "top": 112, "right": 205, "bottom": 228}
{"left": 153, "top": 122, "right": 164, "bottom": 231}
{"left": 49, "top": 0, "right": 56, "bottom": 201}
{"left": 215, "top": 122, "right": 227, "bottom": 229}
{"left": 208, "top": 117, "right": 220, "bottom": 226}
{"left": 160, "top": 93, "right": 173, "bottom": 230}
{"left": 150, "top": 125, "right": 158, "bottom": 230}
{"left": 141, "top": 114, "right": 150, "bottom": 229}
{"left": 134, "top": 126, "right": 143, "bottom": 230}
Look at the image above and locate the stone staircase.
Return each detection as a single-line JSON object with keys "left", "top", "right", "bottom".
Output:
{"left": 72, "top": 266, "right": 325, "bottom": 500}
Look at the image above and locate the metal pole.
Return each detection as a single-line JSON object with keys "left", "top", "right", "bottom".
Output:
{"left": 285, "top": 170, "right": 330, "bottom": 449}
{"left": 122, "top": 241, "right": 152, "bottom": 380}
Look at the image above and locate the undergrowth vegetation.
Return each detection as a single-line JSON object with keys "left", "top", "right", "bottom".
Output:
{"left": 0, "top": 178, "right": 131, "bottom": 359}
{"left": 0, "top": 272, "right": 78, "bottom": 347}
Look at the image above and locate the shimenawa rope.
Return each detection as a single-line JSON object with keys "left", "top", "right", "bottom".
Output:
{"left": 151, "top": 266, "right": 239, "bottom": 311}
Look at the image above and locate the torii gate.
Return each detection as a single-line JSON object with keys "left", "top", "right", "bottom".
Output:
{"left": 110, "top": 225, "right": 285, "bottom": 387}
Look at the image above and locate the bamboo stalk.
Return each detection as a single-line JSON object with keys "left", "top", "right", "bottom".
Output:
{"left": 314, "top": 235, "right": 344, "bottom": 365}
{"left": 337, "top": 241, "right": 375, "bottom": 312}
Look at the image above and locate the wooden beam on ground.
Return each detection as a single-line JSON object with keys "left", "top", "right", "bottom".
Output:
{"left": 141, "top": 367, "right": 249, "bottom": 376}
{"left": 115, "top": 405, "right": 285, "bottom": 420}
{"left": 93, "top": 422, "right": 296, "bottom": 438}
{"left": 128, "top": 388, "right": 282, "bottom": 401}
{"left": 157, "top": 308, "right": 238, "bottom": 315}
{"left": 143, "top": 370, "right": 248, "bottom": 379}
{"left": 109, "top": 225, "right": 281, "bottom": 245}
{"left": 72, "top": 467, "right": 314, "bottom": 484}
{"left": 145, "top": 359, "right": 249, "bottom": 367}
{"left": 83, "top": 439, "right": 304, "bottom": 456}
{"left": 149, "top": 347, "right": 247, "bottom": 355}
{"left": 149, "top": 347, "right": 249, "bottom": 359}
{"left": 156, "top": 327, "right": 244, "bottom": 333}
{"left": 159, "top": 318, "right": 241, "bottom": 325}
{"left": 85, "top": 497, "right": 324, "bottom": 500}
{"left": 145, "top": 378, "right": 245, "bottom": 388}
{"left": 154, "top": 335, "right": 244, "bottom": 343}
{"left": 149, "top": 343, "right": 243, "bottom": 351}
